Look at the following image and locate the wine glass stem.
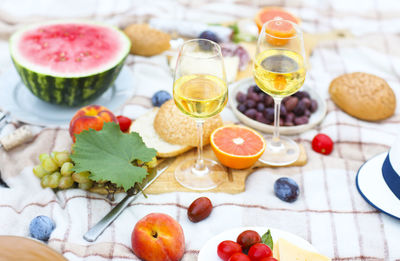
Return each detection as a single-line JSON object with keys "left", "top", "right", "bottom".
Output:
{"left": 195, "top": 120, "right": 205, "bottom": 171}
{"left": 273, "top": 97, "right": 283, "bottom": 145}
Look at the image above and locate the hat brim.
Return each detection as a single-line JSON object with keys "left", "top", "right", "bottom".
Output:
{"left": 356, "top": 152, "right": 400, "bottom": 220}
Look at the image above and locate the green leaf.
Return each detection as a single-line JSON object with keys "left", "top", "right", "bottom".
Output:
{"left": 71, "top": 122, "right": 157, "bottom": 191}
{"left": 261, "top": 229, "right": 273, "bottom": 251}
{"left": 228, "top": 23, "right": 240, "bottom": 34}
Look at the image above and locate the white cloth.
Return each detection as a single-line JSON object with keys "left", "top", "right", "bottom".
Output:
{"left": 1, "top": 0, "right": 400, "bottom": 260}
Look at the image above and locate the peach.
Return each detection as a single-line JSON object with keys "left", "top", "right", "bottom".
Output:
{"left": 69, "top": 105, "right": 117, "bottom": 142}
{"left": 131, "top": 213, "right": 185, "bottom": 261}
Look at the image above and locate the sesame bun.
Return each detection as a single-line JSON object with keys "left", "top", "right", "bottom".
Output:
{"left": 154, "top": 100, "right": 223, "bottom": 147}
{"left": 130, "top": 108, "right": 193, "bottom": 158}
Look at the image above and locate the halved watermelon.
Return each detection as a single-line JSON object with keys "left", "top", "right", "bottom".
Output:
{"left": 9, "top": 20, "right": 131, "bottom": 106}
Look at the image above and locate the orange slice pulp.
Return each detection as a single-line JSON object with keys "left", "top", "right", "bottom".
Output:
{"left": 210, "top": 125, "right": 266, "bottom": 169}
{"left": 254, "top": 7, "right": 300, "bottom": 46}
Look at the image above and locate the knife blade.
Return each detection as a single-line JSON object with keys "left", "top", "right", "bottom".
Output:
{"left": 83, "top": 157, "right": 174, "bottom": 242}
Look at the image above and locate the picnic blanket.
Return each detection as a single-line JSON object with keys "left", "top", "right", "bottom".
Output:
{"left": 1, "top": 0, "right": 400, "bottom": 260}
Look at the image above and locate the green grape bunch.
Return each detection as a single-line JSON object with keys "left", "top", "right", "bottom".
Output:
{"left": 32, "top": 150, "right": 158, "bottom": 196}
{"left": 32, "top": 151, "right": 94, "bottom": 190}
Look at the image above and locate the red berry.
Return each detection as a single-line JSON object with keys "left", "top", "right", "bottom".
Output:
{"left": 259, "top": 258, "right": 278, "bottom": 261}
{"left": 248, "top": 243, "right": 272, "bottom": 260}
{"left": 237, "top": 230, "right": 261, "bottom": 252}
{"left": 311, "top": 133, "right": 333, "bottom": 155}
{"left": 116, "top": 115, "right": 132, "bottom": 133}
{"left": 228, "top": 252, "right": 251, "bottom": 261}
{"left": 217, "top": 240, "right": 242, "bottom": 261}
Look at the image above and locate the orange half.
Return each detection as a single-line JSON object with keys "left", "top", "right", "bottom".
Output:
{"left": 254, "top": 7, "right": 300, "bottom": 46}
{"left": 210, "top": 125, "right": 266, "bottom": 169}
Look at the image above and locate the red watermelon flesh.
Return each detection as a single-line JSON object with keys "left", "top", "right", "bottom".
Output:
{"left": 18, "top": 23, "right": 122, "bottom": 75}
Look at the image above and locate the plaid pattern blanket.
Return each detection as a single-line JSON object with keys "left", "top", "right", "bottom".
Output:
{"left": 0, "top": 0, "right": 400, "bottom": 260}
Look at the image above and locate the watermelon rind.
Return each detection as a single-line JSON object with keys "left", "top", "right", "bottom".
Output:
{"left": 9, "top": 20, "right": 131, "bottom": 107}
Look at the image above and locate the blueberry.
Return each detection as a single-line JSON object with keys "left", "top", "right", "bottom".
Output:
{"left": 198, "top": 31, "right": 220, "bottom": 51}
{"left": 152, "top": 90, "right": 172, "bottom": 107}
{"left": 29, "top": 215, "right": 55, "bottom": 241}
{"left": 274, "top": 177, "right": 300, "bottom": 203}
{"left": 199, "top": 30, "right": 220, "bottom": 43}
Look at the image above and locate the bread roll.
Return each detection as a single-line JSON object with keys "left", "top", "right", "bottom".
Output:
{"left": 329, "top": 72, "right": 396, "bottom": 121}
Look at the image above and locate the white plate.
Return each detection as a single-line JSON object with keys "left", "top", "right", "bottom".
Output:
{"left": 0, "top": 66, "right": 135, "bottom": 128}
{"left": 198, "top": 226, "right": 316, "bottom": 261}
{"left": 229, "top": 78, "right": 327, "bottom": 135}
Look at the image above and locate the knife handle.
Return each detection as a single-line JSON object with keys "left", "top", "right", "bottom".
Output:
{"left": 83, "top": 194, "right": 138, "bottom": 242}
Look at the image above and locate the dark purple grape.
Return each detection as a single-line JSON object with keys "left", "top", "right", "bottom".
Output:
{"left": 247, "top": 92, "right": 261, "bottom": 102}
{"left": 237, "top": 104, "right": 247, "bottom": 113}
{"left": 255, "top": 113, "right": 268, "bottom": 124}
{"left": 264, "top": 95, "right": 274, "bottom": 107}
{"left": 244, "top": 99, "right": 256, "bottom": 108}
{"left": 234, "top": 45, "right": 251, "bottom": 70}
{"left": 310, "top": 99, "right": 318, "bottom": 113}
{"left": 256, "top": 102, "right": 265, "bottom": 112}
{"left": 301, "top": 97, "right": 311, "bottom": 110}
{"left": 279, "top": 118, "right": 284, "bottom": 126}
{"left": 284, "top": 121, "right": 294, "bottom": 126}
{"left": 294, "top": 116, "right": 309, "bottom": 125}
{"left": 294, "top": 91, "right": 310, "bottom": 100}
{"left": 280, "top": 105, "right": 287, "bottom": 118}
{"left": 274, "top": 177, "right": 300, "bottom": 203}
{"left": 253, "top": 85, "right": 263, "bottom": 94}
{"left": 293, "top": 100, "right": 306, "bottom": 116}
{"left": 282, "top": 96, "right": 290, "bottom": 104}
{"left": 248, "top": 85, "right": 256, "bottom": 94}
{"left": 263, "top": 108, "right": 275, "bottom": 121}
{"left": 285, "top": 112, "right": 295, "bottom": 123}
{"left": 255, "top": 112, "right": 269, "bottom": 124}
{"left": 303, "top": 91, "right": 311, "bottom": 99}
{"left": 245, "top": 109, "right": 257, "bottom": 119}
{"left": 284, "top": 97, "right": 298, "bottom": 112}
{"left": 236, "top": 92, "right": 246, "bottom": 103}
{"left": 304, "top": 109, "right": 311, "bottom": 117}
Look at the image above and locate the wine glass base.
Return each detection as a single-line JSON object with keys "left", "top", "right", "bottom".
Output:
{"left": 174, "top": 157, "right": 227, "bottom": 191}
{"left": 259, "top": 136, "right": 300, "bottom": 166}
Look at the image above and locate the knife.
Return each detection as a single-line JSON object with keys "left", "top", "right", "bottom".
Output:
{"left": 83, "top": 157, "right": 174, "bottom": 242}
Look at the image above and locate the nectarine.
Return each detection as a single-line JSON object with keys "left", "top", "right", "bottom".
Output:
{"left": 69, "top": 105, "right": 117, "bottom": 142}
{"left": 131, "top": 213, "right": 185, "bottom": 261}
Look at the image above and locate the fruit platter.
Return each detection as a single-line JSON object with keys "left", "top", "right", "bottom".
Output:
{"left": 0, "top": 2, "right": 399, "bottom": 261}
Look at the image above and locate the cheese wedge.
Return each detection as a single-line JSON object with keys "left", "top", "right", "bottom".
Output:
{"left": 273, "top": 239, "right": 280, "bottom": 260}
{"left": 276, "top": 238, "right": 331, "bottom": 261}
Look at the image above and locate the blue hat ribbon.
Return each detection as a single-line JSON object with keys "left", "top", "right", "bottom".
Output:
{"left": 382, "top": 155, "right": 400, "bottom": 200}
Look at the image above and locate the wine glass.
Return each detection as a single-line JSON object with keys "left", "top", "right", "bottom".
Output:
{"left": 173, "top": 39, "right": 228, "bottom": 190}
{"left": 253, "top": 19, "right": 306, "bottom": 166}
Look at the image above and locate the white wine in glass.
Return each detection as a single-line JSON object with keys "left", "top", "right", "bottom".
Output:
{"left": 253, "top": 19, "right": 306, "bottom": 166}
{"left": 173, "top": 39, "right": 228, "bottom": 190}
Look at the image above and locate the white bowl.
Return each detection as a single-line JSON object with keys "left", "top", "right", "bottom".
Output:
{"left": 229, "top": 78, "right": 327, "bottom": 135}
{"left": 198, "top": 226, "right": 317, "bottom": 261}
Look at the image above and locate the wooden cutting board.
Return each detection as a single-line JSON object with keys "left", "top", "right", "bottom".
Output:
{"left": 145, "top": 144, "right": 307, "bottom": 194}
